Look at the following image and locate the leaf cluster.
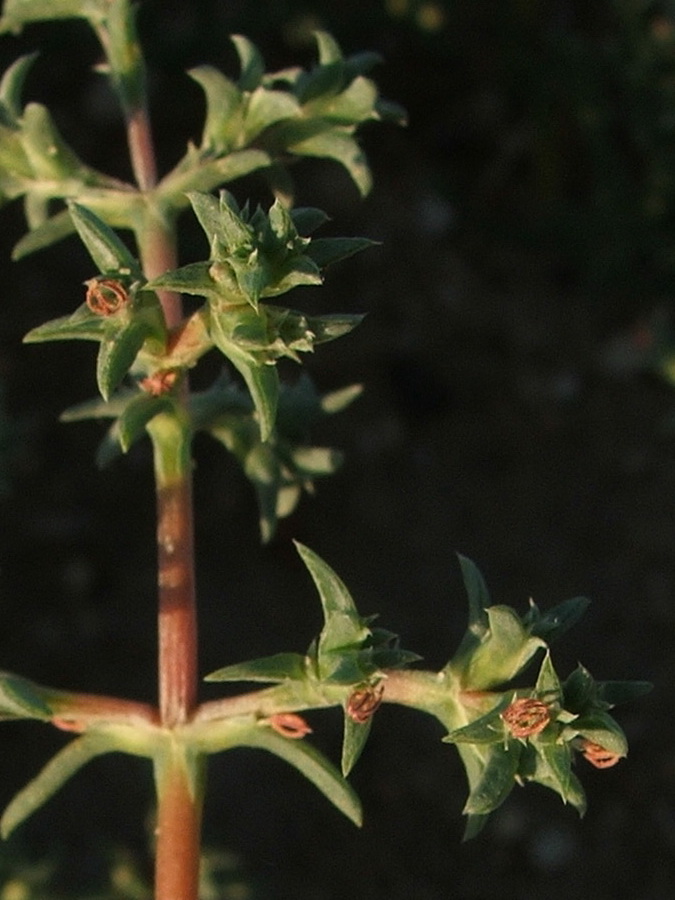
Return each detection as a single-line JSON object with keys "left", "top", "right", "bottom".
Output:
{"left": 22, "top": 196, "right": 368, "bottom": 536}
{"left": 440, "top": 557, "right": 651, "bottom": 839}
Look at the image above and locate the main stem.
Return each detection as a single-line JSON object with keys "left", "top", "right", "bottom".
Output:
{"left": 127, "top": 103, "right": 202, "bottom": 900}
{"left": 141, "top": 215, "right": 202, "bottom": 899}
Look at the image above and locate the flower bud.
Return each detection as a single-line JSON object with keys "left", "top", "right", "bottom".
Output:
{"left": 346, "top": 683, "right": 384, "bottom": 724}
{"left": 267, "top": 713, "right": 313, "bottom": 739}
{"left": 501, "top": 697, "right": 550, "bottom": 738}
{"left": 579, "top": 739, "right": 621, "bottom": 769}
{"left": 85, "top": 278, "right": 130, "bottom": 316}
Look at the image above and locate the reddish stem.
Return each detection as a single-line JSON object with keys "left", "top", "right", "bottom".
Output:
{"left": 124, "top": 85, "right": 201, "bottom": 898}
{"left": 154, "top": 760, "right": 203, "bottom": 899}
{"left": 128, "top": 105, "right": 157, "bottom": 191}
{"left": 156, "top": 477, "right": 198, "bottom": 727}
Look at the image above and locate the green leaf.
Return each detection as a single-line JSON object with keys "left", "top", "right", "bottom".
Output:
{"left": 0, "top": 672, "right": 51, "bottom": 720}
{"left": 343, "top": 50, "right": 383, "bottom": 81}
{"left": 376, "top": 97, "right": 408, "bottom": 125}
{"left": 463, "top": 741, "right": 521, "bottom": 816}
{"left": 315, "top": 31, "right": 344, "bottom": 67}
{"left": 244, "top": 726, "right": 362, "bottom": 826}
{"left": 290, "top": 446, "right": 340, "bottom": 475}
{"left": 1, "top": 734, "right": 111, "bottom": 839}
{"left": 519, "top": 742, "right": 586, "bottom": 814}
{"left": 316, "top": 76, "right": 379, "bottom": 125}
{"left": 535, "top": 650, "right": 561, "bottom": 699}
{"left": 201, "top": 372, "right": 355, "bottom": 541}
{"left": 296, "top": 32, "right": 345, "bottom": 105}
{"left": 291, "top": 207, "right": 331, "bottom": 236}
{"left": 231, "top": 34, "right": 265, "bottom": 92}
{"left": 118, "top": 393, "right": 173, "bottom": 452}
{"left": 295, "top": 542, "right": 371, "bottom": 680}
{"left": 459, "top": 606, "right": 545, "bottom": 691}
{"left": 209, "top": 308, "right": 279, "bottom": 440}
{"left": 265, "top": 307, "right": 363, "bottom": 350}
{"left": 561, "top": 771, "right": 587, "bottom": 816}
{"left": 563, "top": 663, "right": 596, "bottom": 713}
{"left": 287, "top": 129, "right": 372, "bottom": 197}
{"left": 244, "top": 87, "right": 300, "bottom": 143}
{"left": 12, "top": 208, "right": 76, "bottom": 260}
{"left": 531, "top": 740, "right": 572, "bottom": 803}
{"left": 0, "top": 0, "right": 96, "bottom": 32}
{"left": 215, "top": 190, "right": 253, "bottom": 255}
{"left": 95, "top": 422, "right": 124, "bottom": 468}
{"left": 188, "top": 190, "right": 225, "bottom": 248}
{"left": 297, "top": 60, "right": 344, "bottom": 107}
{"left": 596, "top": 680, "right": 653, "bottom": 706}
{"left": 60, "top": 390, "right": 134, "bottom": 422}
{"left": 462, "top": 814, "right": 489, "bottom": 842}
{"left": 205, "top": 653, "right": 307, "bottom": 684}
{"left": 188, "top": 65, "right": 242, "bottom": 152}
{"left": 0, "top": 52, "right": 38, "bottom": 121}
{"left": 341, "top": 715, "right": 372, "bottom": 777}
{"left": 566, "top": 710, "right": 628, "bottom": 757}
{"left": 96, "top": 319, "right": 150, "bottom": 401}
{"left": 443, "top": 696, "right": 510, "bottom": 745}
{"left": 305, "top": 236, "right": 378, "bottom": 268}
{"left": 321, "top": 383, "right": 363, "bottom": 414}
{"left": 68, "top": 202, "right": 140, "bottom": 276}
{"left": 20, "top": 102, "right": 85, "bottom": 180}
{"left": 525, "top": 595, "right": 591, "bottom": 643}
{"left": 147, "top": 261, "right": 219, "bottom": 299}
{"left": 24, "top": 303, "right": 106, "bottom": 343}
{"left": 458, "top": 554, "right": 491, "bottom": 635}
{"left": 244, "top": 442, "right": 282, "bottom": 542}
{"left": 211, "top": 147, "right": 272, "bottom": 184}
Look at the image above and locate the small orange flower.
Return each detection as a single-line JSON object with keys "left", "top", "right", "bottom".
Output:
{"left": 85, "top": 278, "right": 130, "bottom": 316}
{"left": 501, "top": 697, "right": 551, "bottom": 738}
{"left": 346, "top": 683, "right": 385, "bottom": 724}
{"left": 141, "top": 369, "right": 179, "bottom": 396}
{"left": 579, "top": 740, "right": 622, "bottom": 769}
{"left": 267, "top": 713, "right": 313, "bottom": 739}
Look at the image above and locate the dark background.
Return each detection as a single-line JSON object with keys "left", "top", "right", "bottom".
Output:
{"left": 0, "top": 1, "right": 673, "bottom": 897}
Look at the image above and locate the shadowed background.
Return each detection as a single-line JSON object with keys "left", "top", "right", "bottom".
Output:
{"left": 0, "top": 1, "right": 672, "bottom": 897}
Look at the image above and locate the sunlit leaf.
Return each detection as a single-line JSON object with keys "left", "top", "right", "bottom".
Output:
{"left": 68, "top": 202, "right": 140, "bottom": 276}
{"left": 205, "top": 653, "right": 307, "bottom": 684}
{"left": 286, "top": 130, "right": 372, "bottom": 197}
{"left": 24, "top": 303, "right": 106, "bottom": 343}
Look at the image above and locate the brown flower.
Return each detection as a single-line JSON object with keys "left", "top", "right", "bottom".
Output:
{"left": 267, "top": 713, "right": 313, "bottom": 739}
{"left": 579, "top": 740, "right": 622, "bottom": 769}
{"left": 346, "top": 683, "right": 385, "bottom": 724}
{"left": 85, "top": 278, "right": 130, "bottom": 316}
{"left": 501, "top": 697, "right": 551, "bottom": 738}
